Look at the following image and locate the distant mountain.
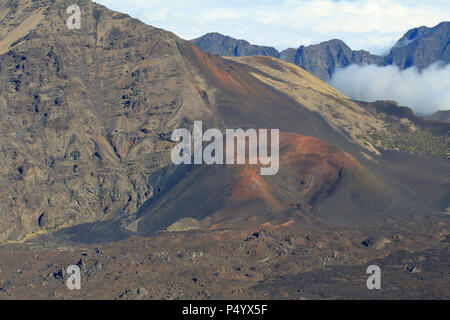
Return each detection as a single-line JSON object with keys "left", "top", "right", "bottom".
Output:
{"left": 191, "top": 32, "right": 280, "bottom": 58}
{"left": 279, "top": 47, "right": 296, "bottom": 62}
{"left": 281, "top": 39, "right": 382, "bottom": 81}
{"left": 192, "top": 35, "right": 382, "bottom": 81}
{"left": 191, "top": 22, "right": 450, "bottom": 81}
{"left": 425, "top": 110, "right": 450, "bottom": 122}
{"left": 386, "top": 21, "right": 450, "bottom": 69}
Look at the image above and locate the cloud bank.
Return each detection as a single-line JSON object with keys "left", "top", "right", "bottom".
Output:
{"left": 97, "top": 0, "right": 450, "bottom": 54}
{"left": 330, "top": 63, "right": 450, "bottom": 115}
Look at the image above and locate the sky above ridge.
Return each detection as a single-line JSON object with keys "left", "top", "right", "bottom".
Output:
{"left": 96, "top": 0, "right": 450, "bottom": 54}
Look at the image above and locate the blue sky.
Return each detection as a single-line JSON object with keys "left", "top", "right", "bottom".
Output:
{"left": 96, "top": 0, "right": 449, "bottom": 54}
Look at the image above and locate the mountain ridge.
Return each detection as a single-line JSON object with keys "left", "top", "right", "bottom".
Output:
{"left": 425, "top": 110, "right": 450, "bottom": 123}
{"left": 191, "top": 32, "right": 280, "bottom": 59}
{"left": 191, "top": 21, "right": 450, "bottom": 81}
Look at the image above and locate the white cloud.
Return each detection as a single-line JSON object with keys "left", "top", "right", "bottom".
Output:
{"left": 330, "top": 63, "right": 450, "bottom": 115}
{"left": 96, "top": 0, "right": 450, "bottom": 53}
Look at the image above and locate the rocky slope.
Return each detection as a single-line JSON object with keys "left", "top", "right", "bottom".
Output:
{"left": 0, "top": 0, "right": 448, "bottom": 247}
{"left": 0, "top": 0, "right": 210, "bottom": 241}
{"left": 0, "top": 0, "right": 449, "bottom": 301}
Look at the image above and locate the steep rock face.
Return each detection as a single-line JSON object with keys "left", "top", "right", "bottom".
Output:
{"left": 191, "top": 32, "right": 280, "bottom": 58}
{"left": 386, "top": 22, "right": 450, "bottom": 69}
{"left": 286, "top": 39, "right": 382, "bottom": 81}
{"left": 279, "top": 48, "right": 297, "bottom": 63}
{"left": 0, "top": 0, "right": 214, "bottom": 241}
